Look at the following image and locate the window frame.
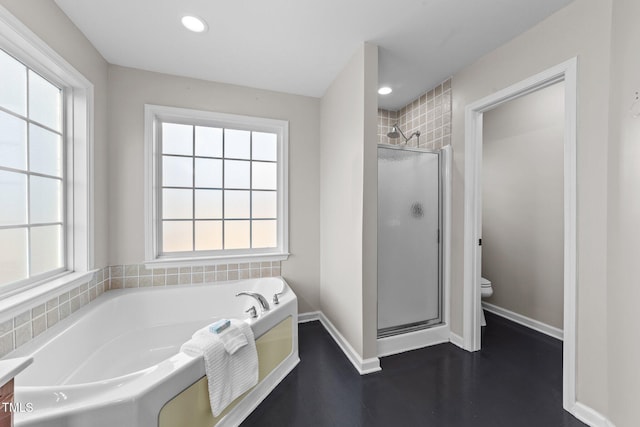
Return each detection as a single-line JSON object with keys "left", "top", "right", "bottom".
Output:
{"left": 144, "top": 104, "right": 289, "bottom": 267}
{"left": 0, "top": 55, "right": 67, "bottom": 290}
{"left": 0, "top": 6, "right": 94, "bottom": 302}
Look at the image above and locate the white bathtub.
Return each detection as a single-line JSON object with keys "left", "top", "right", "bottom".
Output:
{"left": 8, "top": 277, "right": 299, "bottom": 427}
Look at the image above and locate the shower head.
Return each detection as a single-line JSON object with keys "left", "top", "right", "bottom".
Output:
{"left": 387, "top": 124, "right": 401, "bottom": 139}
{"left": 387, "top": 123, "right": 420, "bottom": 144}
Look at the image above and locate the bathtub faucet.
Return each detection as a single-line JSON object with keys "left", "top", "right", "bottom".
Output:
{"left": 236, "top": 292, "right": 270, "bottom": 312}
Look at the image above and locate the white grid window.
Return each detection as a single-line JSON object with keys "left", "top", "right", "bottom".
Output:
{"left": 0, "top": 48, "right": 65, "bottom": 289}
{"left": 160, "top": 123, "right": 278, "bottom": 252}
{"left": 146, "top": 106, "right": 289, "bottom": 265}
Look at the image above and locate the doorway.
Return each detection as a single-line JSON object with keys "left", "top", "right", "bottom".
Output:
{"left": 481, "top": 81, "right": 565, "bottom": 336}
{"left": 462, "top": 58, "right": 577, "bottom": 412}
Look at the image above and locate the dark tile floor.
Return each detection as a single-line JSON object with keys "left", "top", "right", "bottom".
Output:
{"left": 241, "top": 312, "right": 586, "bottom": 427}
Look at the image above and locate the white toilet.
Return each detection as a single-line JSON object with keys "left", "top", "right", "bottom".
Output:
{"left": 480, "top": 277, "right": 493, "bottom": 326}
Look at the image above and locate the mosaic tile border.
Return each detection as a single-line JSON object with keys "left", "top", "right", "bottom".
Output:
{"left": 107, "top": 261, "right": 281, "bottom": 290}
{"left": 0, "top": 268, "right": 110, "bottom": 358}
{"left": 0, "top": 261, "right": 282, "bottom": 358}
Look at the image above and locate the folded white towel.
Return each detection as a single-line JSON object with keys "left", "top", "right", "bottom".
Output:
{"left": 180, "top": 319, "right": 258, "bottom": 417}
{"left": 218, "top": 325, "right": 248, "bottom": 355}
{"left": 181, "top": 328, "right": 223, "bottom": 359}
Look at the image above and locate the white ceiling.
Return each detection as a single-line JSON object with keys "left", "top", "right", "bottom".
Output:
{"left": 54, "top": 0, "right": 573, "bottom": 111}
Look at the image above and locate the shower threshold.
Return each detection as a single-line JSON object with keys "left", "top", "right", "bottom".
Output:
{"left": 378, "top": 318, "right": 443, "bottom": 339}
{"left": 377, "top": 321, "right": 451, "bottom": 357}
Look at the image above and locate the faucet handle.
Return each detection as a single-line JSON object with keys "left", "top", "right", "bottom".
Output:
{"left": 245, "top": 306, "right": 257, "bottom": 319}
{"left": 273, "top": 287, "right": 285, "bottom": 305}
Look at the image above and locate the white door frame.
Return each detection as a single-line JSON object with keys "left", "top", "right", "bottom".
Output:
{"left": 462, "top": 57, "right": 577, "bottom": 412}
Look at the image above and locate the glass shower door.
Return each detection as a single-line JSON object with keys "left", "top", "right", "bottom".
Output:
{"left": 377, "top": 146, "right": 441, "bottom": 337}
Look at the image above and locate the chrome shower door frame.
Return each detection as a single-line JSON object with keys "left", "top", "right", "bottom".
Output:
{"left": 377, "top": 144, "right": 443, "bottom": 338}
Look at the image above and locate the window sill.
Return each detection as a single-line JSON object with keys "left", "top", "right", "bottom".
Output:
{"left": 144, "top": 252, "right": 290, "bottom": 269}
{"left": 0, "top": 270, "right": 97, "bottom": 321}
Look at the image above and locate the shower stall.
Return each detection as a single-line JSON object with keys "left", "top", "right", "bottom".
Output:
{"left": 377, "top": 144, "right": 450, "bottom": 351}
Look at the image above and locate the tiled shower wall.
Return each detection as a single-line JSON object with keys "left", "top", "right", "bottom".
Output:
{"left": 0, "top": 261, "right": 281, "bottom": 358}
{"left": 378, "top": 77, "right": 452, "bottom": 150}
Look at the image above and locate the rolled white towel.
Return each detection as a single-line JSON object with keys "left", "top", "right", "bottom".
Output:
{"left": 180, "top": 329, "right": 223, "bottom": 358}
{"left": 192, "top": 321, "right": 248, "bottom": 354}
{"left": 218, "top": 326, "right": 248, "bottom": 355}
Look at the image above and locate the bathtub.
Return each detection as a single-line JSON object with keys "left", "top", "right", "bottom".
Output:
{"left": 8, "top": 277, "right": 299, "bottom": 427}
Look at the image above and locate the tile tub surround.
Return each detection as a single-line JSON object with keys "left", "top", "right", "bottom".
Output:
{"left": 0, "top": 261, "right": 281, "bottom": 358}
{"left": 107, "top": 261, "right": 282, "bottom": 290}
{"left": 378, "top": 77, "right": 452, "bottom": 150}
{"left": 0, "top": 268, "right": 110, "bottom": 359}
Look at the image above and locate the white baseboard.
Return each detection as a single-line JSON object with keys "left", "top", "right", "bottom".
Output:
{"left": 572, "top": 402, "right": 615, "bottom": 427}
{"left": 449, "top": 332, "right": 464, "bottom": 349}
{"left": 297, "top": 311, "right": 381, "bottom": 375}
{"left": 482, "top": 302, "right": 564, "bottom": 341}
{"left": 298, "top": 311, "right": 321, "bottom": 324}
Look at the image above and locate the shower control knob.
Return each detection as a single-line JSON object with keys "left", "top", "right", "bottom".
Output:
{"left": 411, "top": 202, "right": 424, "bottom": 218}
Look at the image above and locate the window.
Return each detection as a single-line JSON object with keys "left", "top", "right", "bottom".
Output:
{"left": 0, "top": 8, "right": 94, "bottom": 300}
{"left": 0, "top": 49, "right": 65, "bottom": 290}
{"left": 145, "top": 105, "right": 289, "bottom": 265}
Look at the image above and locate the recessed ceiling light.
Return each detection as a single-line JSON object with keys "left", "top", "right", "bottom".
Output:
{"left": 378, "top": 86, "right": 392, "bottom": 95}
{"left": 181, "top": 15, "right": 208, "bottom": 33}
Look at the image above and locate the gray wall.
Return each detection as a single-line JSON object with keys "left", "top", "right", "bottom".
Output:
{"left": 107, "top": 65, "right": 321, "bottom": 313}
{"left": 319, "top": 43, "right": 378, "bottom": 359}
{"left": 607, "top": 0, "right": 640, "bottom": 425}
{"left": 482, "top": 82, "right": 564, "bottom": 329}
{"left": 451, "top": 0, "right": 611, "bottom": 414}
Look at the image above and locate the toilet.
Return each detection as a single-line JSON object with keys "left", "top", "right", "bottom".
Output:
{"left": 480, "top": 277, "right": 493, "bottom": 326}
